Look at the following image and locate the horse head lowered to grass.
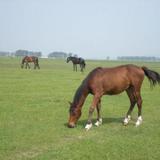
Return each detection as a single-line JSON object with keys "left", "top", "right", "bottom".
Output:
{"left": 68, "top": 64, "right": 160, "bottom": 130}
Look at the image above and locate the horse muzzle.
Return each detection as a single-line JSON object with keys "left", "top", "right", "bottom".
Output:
{"left": 68, "top": 122, "right": 75, "bottom": 128}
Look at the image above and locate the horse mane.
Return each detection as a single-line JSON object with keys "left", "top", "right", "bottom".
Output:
{"left": 70, "top": 78, "right": 88, "bottom": 113}
{"left": 69, "top": 67, "right": 102, "bottom": 113}
{"left": 87, "top": 67, "right": 102, "bottom": 78}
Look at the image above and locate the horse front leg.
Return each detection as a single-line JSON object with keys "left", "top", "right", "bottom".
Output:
{"left": 81, "top": 66, "right": 84, "bottom": 72}
{"left": 85, "top": 95, "right": 101, "bottom": 131}
{"left": 135, "top": 92, "right": 143, "bottom": 127}
{"left": 124, "top": 88, "right": 136, "bottom": 125}
{"left": 80, "top": 64, "right": 82, "bottom": 72}
{"left": 95, "top": 99, "right": 102, "bottom": 127}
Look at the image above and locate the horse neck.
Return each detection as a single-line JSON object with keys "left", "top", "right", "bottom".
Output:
{"left": 72, "top": 84, "right": 89, "bottom": 112}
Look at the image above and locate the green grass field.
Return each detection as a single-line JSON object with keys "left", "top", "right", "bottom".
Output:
{"left": 0, "top": 57, "right": 160, "bottom": 160}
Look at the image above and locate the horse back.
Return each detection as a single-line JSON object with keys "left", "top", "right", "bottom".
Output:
{"left": 25, "top": 56, "right": 38, "bottom": 63}
{"left": 87, "top": 65, "right": 144, "bottom": 95}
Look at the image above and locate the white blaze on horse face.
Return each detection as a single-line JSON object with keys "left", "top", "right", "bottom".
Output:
{"left": 135, "top": 116, "right": 142, "bottom": 127}
{"left": 95, "top": 118, "right": 103, "bottom": 127}
{"left": 85, "top": 123, "right": 93, "bottom": 131}
{"left": 123, "top": 115, "right": 131, "bottom": 125}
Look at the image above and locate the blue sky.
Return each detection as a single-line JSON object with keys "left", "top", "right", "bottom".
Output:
{"left": 0, "top": 0, "right": 160, "bottom": 59}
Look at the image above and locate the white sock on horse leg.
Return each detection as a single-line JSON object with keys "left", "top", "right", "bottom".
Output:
{"left": 135, "top": 116, "right": 142, "bottom": 127}
{"left": 123, "top": 115, "right": 131, "bottom": 125}
{"left": 85, "top": 123, "right": 93, "bottom": 131}
{"left": 95, "top": 118, "right": 102, "bottom": 126}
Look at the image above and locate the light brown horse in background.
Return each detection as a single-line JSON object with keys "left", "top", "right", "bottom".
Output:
{"left": 68, "top": 64, "right": 160, "bottom": 130}
{"left": 21, "top": 56, "right": 40, "bottom": 69}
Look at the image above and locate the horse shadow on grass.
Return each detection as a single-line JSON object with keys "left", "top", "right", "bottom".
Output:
{"left": 64, "top": 117, "right": 124, "bottom": 128}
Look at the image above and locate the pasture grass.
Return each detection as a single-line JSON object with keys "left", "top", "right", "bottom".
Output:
{"left": 0, "top": 57, "right": 160, "bottom": 160}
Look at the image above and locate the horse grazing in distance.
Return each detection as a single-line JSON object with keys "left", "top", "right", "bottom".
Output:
{"left": 68, "top": 64, "right": 160, "bottom": 130}
{"left": 21, "top": 56, "right": 40, "bottom": 69}
{"left": 66, "top": 56, "right": 86, "bottom": 72}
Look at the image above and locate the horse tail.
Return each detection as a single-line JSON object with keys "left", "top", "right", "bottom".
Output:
{"left": 142, "top": 66, "right": 160, "bottom": 87}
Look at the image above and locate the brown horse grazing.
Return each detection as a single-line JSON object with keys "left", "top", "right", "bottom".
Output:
{"left": 21, "top": 56, "right": 40, "bottom": 69}
{"left": 68, "top": 64, "right": 160, "bottom": 130}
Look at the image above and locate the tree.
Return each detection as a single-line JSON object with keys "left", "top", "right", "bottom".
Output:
{"left": 14, "top": 50, "right": 42, "bottom": 57}
{"left": 15, "top": 50, "right": 28, "bottom": 57}
{"left": 0, "top": 51, "right": 10, "bottom": 56}
{"left": 48, "top": 51, "right": 68, "bottom": 58}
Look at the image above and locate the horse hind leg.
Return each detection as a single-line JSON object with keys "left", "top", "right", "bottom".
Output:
{"left": 36, "top": 59, "right": 40, "bottom": 69}
{"left": 82, "top": 65, "right": 84, "bottom": 72}
{"left": 34, "top": 62, "right": 39, "bottom": 69}
{"left": 95, "top": 99, "right": 102, "bottom": 127}
{"left": 80, "top": 64, "right": 83, "bottom": 72}
{"left": 80, "top": 64, "right": 82, "bottom": 72}
{"left": 125, "top": 87, "right": 143, "bottom": 127}
{"left": 135, "top": 92, "right": 143, "bottom": 127}
{"left": 123, "top": 87, "right": 136, "bottom": 125}
{"left": 81, "top": 65, "right": 84, "bottom": 72}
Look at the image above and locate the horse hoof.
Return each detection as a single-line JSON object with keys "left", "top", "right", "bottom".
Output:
{"left": 95, "top": 121, "right": 100, "bottom": 126}
{"left": 123, "top": 115, "right": 131, "bottom": 126}
{"left": 95, "top": 118, "right": 102, "bottom": 127}
{"left": 135, "top": 116, "right": 142, "bottom": 127}
{"left": 85, "top": 123, "right": 92, "bottom": 131}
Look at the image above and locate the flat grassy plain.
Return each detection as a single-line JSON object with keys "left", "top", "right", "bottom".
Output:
{"left": 0, "top": 57, "right": 160, "bottom": 160}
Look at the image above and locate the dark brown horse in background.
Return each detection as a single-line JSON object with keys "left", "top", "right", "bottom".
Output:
{"left": 68, "top": 64, "right": 160, "bottom": 130}
{"left": 66, "top": 56, "right": 86, "bottom": 72}
{"left": 21, "top": 56, "right": 40, "bottom": 69}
